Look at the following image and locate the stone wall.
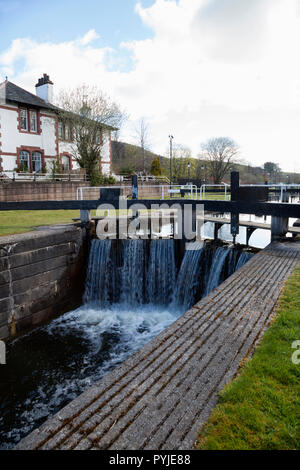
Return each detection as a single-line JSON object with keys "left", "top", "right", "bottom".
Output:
{"left": 0, "top": 225, "right": 87, "bottom": 341}
{"left": 0, "top": 181, "right": 90, "bottom": 202}
{"left": 0, "top": 181, "right": 169, "bottom": 202}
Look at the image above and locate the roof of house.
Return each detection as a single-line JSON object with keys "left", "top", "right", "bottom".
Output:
{"left": 0, "top": 80, "right": 58, "bottom": 111}
{"left": 0, "top": 79, "right": 117, "bottom": 130}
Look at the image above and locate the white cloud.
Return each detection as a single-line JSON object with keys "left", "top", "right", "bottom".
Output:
{"left": 1, "top": 0, "right": 300, "bottom": 172}
{"left": 77, "top": 29, "right": 100, "bottom": 46}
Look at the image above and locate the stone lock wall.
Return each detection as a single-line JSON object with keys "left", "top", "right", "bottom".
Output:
{"left": 0, "top": 225, "right": 87, "bottom": 341}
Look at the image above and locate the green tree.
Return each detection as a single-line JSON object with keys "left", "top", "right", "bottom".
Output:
{"left": 49, "top": 158, "right": 62, "bottom": 179}
{"left": 151, "top": 157, "right": 162, "bottom": 176}
{"left": 263, "top": 162, "right": 281, "bottom": 182}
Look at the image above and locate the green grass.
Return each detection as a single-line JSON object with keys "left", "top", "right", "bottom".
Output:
{"left": 137, "top": 192, "right": 228, "bottom": 201}
{"left": 200, "top": 192, "right": 229, "bottom": 201}
{"left": 0, "top": 210, "right": 80, "bottom": 236}
{"left": 197, "top": 262, "right": 300, "bottom": 450}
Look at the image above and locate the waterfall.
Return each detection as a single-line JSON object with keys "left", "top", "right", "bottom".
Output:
{"left": 204, "top": 246, "right": 232, "bottom": 296}
{"left": 226, "top": 247, "right": 239, "bottom": 277}
{"left": 83, "top": 239, "right": 112, "bottom": 305}
{"left": 172, "top": 243, "right": 204, "bottom": 309}
{"left": 83, "top": 239, "right": 253, "bottom": 308}
{"left": 120, "top": 240, "right": 146, "bottom": 305}
{"left": 236, "top": 251, "right": 254, "bottom": 270}
{"left": 147, "top": 239, "right": 176, "bottom": 305}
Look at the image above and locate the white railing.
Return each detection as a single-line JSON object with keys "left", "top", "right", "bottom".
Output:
{"left": 76, "top": 184, "right": 198, "bottom": 200}
{"left": 199, "top": 183, "right": 230, "bottom": 201}
{"left": 76, "top": 185, "right": 131, "bottom": 200}
{"left": 122, "top": 175, "right": 170, "bottom": 184}
{"left": 2, "top": 171, "right": 88, "bottom": 182}
{"left": 198, "top": 183, "right": 300, "bottom": 202}
{"left": 166, "top": 184, "right": 198, "bottom": 200}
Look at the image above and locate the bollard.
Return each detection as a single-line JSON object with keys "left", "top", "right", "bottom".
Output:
{"left": 132, "top": 175, "right": 138, "bottom": 199}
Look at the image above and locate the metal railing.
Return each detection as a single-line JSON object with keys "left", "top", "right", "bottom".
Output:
{"left": 76, "top": 184, "right": 198, "bottom": 201}
{"left": 122, "top": 175, "right": 170, "bottom": 184}
{"left": 2, "top": 171, "right": 88, "bottom": 182}
{"left": 199, "top": 183, "right": 230, "bottom": 201}
{"left": 198, "top": 183, "right": 300, "bottom": 202}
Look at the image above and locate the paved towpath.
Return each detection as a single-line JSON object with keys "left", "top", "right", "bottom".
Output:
{"left": 16, "top": 240, "right": 300, "bottom": 450}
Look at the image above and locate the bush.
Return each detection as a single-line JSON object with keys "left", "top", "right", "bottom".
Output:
{"left": 90, "top": 172, "right": 116, "bottom": 186}
{"left": 151, "top": 157, "right": 162, "bottom": 176}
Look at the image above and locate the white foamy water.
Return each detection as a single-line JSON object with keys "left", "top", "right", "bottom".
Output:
{"left": 0, "top": 302, "right": 182, "bottom": 449}
{"left": 48, "top": 301, "right": 183, "bottom": 358}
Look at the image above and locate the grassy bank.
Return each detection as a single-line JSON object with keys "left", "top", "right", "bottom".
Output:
{"left": 0, "top": 195, "right": 228, "bottom": 237}
{"left": 197, "top": 262, "right": 300, "bottom": 450}
{"left": 0, "top": 210, "right": 80, "bottom": 236}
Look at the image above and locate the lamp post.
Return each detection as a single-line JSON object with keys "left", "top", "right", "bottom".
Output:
{"left": 187, "top": 161, "right": 191, "bottom": 181}
{"left": 169, "top": 135, "right": 174, "bottom": 184}
{"left": 201, "top": 165, "right": 205, "bottom": 184}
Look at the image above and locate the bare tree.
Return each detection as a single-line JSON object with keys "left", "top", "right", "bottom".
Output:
{"left": 134, "top": 118, "right": 151, "bottom": 174}
{"left": 56, "top": 84, "right": 126, "bottom": 184}
{"left": 201, "top": 137, "right": 239, "bottom": 184}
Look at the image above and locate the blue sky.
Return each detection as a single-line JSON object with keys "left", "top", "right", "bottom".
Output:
{"left": 0, "top": 1, "right": 153, "bottom": 58}
{"left": 1, "top": 0, "right": 300, "bottom": 172}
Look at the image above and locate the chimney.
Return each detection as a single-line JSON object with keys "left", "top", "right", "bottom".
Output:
{"left": 35, "top": 73, "right": 54, "bottom": 103}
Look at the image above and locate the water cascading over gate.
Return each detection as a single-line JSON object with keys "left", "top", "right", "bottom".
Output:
{"left": 84, "top": 239, "right": 253, "bottom": 310}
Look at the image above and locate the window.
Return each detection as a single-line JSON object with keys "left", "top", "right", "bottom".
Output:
{"left": 30, "top": 111, "right": 37, "bottom": 132}
{"left": 58, "top": 122, "right": 64, "bottom": 139}
{"left": 65, "top": 125, "right": 71, "bottom": 141}
{"left": 20, "top": 108, "right": 39, "bottom": 133}
{"left": 20, "top": 109, "right": 28, "bottom": 130}
{"left": 19, "top": 151, "right": 30, "bottom": 171}
{"left": 32, "top": 152, "right": 42, "bottom": 172}
{"left": 58, "top": 122, "right": 72, "bottom": 141}
{"left": 61, "top": 155, "right": 70, "bottom": 172}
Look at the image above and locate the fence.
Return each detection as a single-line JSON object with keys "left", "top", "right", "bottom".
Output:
{"left": 76, "top": 184, "right": 198, "bottom": 201}
{"left": 1, "top": 171, "right": 88, "bottom": 183}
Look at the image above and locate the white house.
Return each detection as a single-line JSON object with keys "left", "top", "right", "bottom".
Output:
{"left": 0, "top": 74, "right": 113, "bottom": 177}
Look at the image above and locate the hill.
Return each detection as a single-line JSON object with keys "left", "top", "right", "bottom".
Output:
{"left": 111, "top": 141, "right": 300, "bottom": 184}
{"left": 111, "top": 141, "right": 163, "bottom": 175}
